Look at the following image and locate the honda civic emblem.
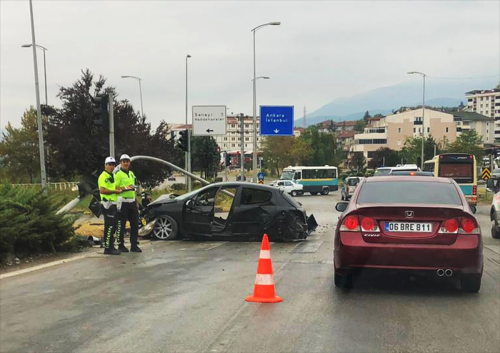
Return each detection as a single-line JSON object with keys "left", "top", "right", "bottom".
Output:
{"left": 405, "top": 211, "right": 414, "bottom": 218}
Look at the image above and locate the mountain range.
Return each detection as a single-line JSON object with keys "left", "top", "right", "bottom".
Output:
{"left": 295, "top": 78, "right": 498, "bottom": 127}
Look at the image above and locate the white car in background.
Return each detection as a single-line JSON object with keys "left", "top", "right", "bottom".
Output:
{"left": 274, "top": 180, "right": 304, "bottom": 197}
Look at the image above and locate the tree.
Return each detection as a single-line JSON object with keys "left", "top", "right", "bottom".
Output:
{"left": 290, "top": 137, "right": 313, "bottom": 165}
{"left": 261, "top": 136, "right": 295, "bottom": 176}
{"left": 0, "top": 108, "right": 43, "bottom": 183}
{"left": 46, "top": 69, "right": 177, "bottom": 187}
{"left": 400, "top": 136, "right": 438, "bottom": 165}
{"left": 367, "top": 148, "right": 400, "bottom": 169}
{"left": 300, "top": 126, "right": 337, "bottom": 166}
{"left": 350, "top": 152, "right": 366, "bottom": 172}
{"left": 363, "top": 111, "right": 371, "bottom": 121}
{"left": 354, "top": 120, "right": 366, "bottom": 133}
{"left": 191, "top": 136, "right": 219, "bottom": 179}
{"left": 444, "top": 130, "right": 484, "bottom": 161}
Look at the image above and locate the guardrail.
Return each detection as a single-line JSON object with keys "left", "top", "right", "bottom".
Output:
{"left": 10, "top": 182, "right": 79, "bottom": 191}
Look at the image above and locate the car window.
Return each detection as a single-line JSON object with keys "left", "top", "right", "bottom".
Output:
{"left": 241, "top": 188, "right": 272, "bottom": 205}
{"left": 357, "top": 181, "right": 462, "bottom": 205}
{"left": 194, "top": 187, "right": 217, "bottom": 206}
{"left": 285, "top": 181, "right": 293, "bottom": 186}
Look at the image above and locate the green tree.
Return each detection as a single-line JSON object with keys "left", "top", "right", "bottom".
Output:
{"left": 261, "top": 136, "right": 295, "bottom": 176}
{"left": 350, "top": 152, "right": 366, "bottom": 172}
{"left": 400, "top": 136, "right": 438, "bottom": 165}
{"left": 0, "top": 108, "right": 44, "bottom": 183}
{"left": 191, "top": 136, "right": 220, "bottom": 179}
{"left": 354, "top": 120, "right": 366, "bottom": 133}
{"left": 367, "top": 148, "right": 400, "bottom": 169}
{"left": 363, "top": 111, "right": 371, "bottom": 121}
{"left": 46, "top": 69, "right": 178, "bottom": 187}
{"left": 290, "top": 137, "right": 313, "bottom": 165}
{"left": 300, "top": 126, "right": 337, "bottom": 166}
{"left": 444, "top": 130, "right": 484, "bottom": 161}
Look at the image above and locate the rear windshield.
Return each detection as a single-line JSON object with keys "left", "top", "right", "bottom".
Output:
{"left": 374, "top": 168, "right": 391, "bottom": 176}
{"left": 357, "top": 181, "right": 462, "bottom": 205}
{"left": 438, "top": 163, "right": 473, "bottom": 183}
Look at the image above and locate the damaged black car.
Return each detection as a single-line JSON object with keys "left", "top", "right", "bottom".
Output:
{"left": 140, "top": 182, "right": 317, "bottom": 242}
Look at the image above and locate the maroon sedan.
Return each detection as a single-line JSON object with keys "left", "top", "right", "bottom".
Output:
{"left": 334, "top": 176, "right": 483, "bottom": 292}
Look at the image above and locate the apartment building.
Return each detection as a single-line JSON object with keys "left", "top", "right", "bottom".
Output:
{"left": 465, "top": 88, "right": 500, "bottom": 139}
{"left": 453, "top": 111, "right": 494, "bottom": 143}
{"left": 351, "top": 108, "right": 457, "bottom": 159}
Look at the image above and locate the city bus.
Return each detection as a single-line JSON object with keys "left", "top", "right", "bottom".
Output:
{"left": 279, "top": 165, "right": 338, "bottom": 195}
{"left": 423, "top": 153, "right": 477, "bottom": 206}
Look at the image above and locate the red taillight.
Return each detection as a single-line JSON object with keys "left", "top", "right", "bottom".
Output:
{"left": 473, "top": 185, "right": 477, "bottom": 195}
{"left": 360, "top": 217, "right": 379, "bottom": 232}
{"left": 443, "top": 219, "right": 459, "bottom": 233}
{"left": 341, "top": 215, "right": 359, "bottom": 231}
{"left": 461, "top": 218, "right": 476, "bottom": 233}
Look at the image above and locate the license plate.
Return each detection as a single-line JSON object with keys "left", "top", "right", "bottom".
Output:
{"left": 384, "top": 222, "right": 432, "bottom": 233}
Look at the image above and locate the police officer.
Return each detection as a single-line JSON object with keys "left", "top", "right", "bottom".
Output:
{"left": 115, "top": 154, "right": 142, "bottom": 252}
{"left": 99, "top": 157, "right": 122, "bottom": 255}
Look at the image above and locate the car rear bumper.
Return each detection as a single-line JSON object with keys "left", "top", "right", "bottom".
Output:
{"left": 334, "top": 233, "right": 483, "bottom": 275}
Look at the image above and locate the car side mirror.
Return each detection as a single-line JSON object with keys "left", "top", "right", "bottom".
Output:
{"left": 487, "top": 178, "right": 495, "bottom": 189}
{"left": 470, "top": 205, "right": 477, "bottom": 214}
{"left": 186, "top": 199, "right": 194, "bottom": 208}
{"left": 335, "top": 202, "right": 349, "bottom": 212}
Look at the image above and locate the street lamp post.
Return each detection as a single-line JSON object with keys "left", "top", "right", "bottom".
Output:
{"left": 185, "top": 54, "right": 191, "bottom": 191}
{"left": 22, "top": 44, "right": 48, "bottom": 106}
{"left": 407, "top": 71, "right": 427, "bottom": 169}
{"left": 26, "top": 0, "right": 47, "bottom": 192}
{"left": 252, "top": 21, "right": 280, "bottom": 183}
{"left": 121, "top": 75, "right": 144, "bottom": 118}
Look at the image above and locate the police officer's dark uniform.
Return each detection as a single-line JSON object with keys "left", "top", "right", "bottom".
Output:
{"left": 98, "top": 157, "right": 122, "bottom": 255}
{"left": 115, "top": 154, "right": 142, "bottom": 252}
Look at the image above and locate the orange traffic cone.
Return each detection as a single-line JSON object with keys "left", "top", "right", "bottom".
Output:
{"left": 245, "top": 234, "right": 283, "bottom": 303}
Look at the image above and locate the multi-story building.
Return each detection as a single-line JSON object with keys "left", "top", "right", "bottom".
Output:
{"left": 453, "top": 112, "right": 494, "bottom": 143}
{"left": 212, "top": 115, "right": 261, "bottom": 154}
{"left": 351, "top": 108, "right": 457, "bottom": 160}
{"left": 465, "top": 88, "right": 500, "bottom": 139}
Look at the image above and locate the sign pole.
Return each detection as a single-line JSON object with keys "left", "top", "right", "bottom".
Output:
{"left": 240, "top": 114, "right": 245, "bottom": 179}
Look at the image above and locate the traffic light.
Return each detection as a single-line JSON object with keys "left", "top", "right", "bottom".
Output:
{"left": 225, "top": 152, "right": 231, "bottom": 166}
{"left": 92, "top": 94, "right": 109, "bottom": 130}
{"left": 176, "top": 129, "right": 189, "bottom": 152}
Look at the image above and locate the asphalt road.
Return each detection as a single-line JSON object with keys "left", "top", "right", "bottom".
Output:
{"left": 1, "top": 192, "right": 499, "bottom": 353}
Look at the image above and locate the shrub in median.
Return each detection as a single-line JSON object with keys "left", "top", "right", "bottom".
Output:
{"left": 0, "top": 184, "right": 78, "bottom": 263}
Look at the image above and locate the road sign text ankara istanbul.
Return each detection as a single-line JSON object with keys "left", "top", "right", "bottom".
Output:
{"left": 260, "top": 105, "right": 294, "bottom": 136}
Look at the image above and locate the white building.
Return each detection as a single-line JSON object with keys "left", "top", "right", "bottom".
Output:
{"left": 465, "top": 88, "right": 500, "bottom": 140}
{"left": 453, "top": 112, "right": 494, "bottom": 144}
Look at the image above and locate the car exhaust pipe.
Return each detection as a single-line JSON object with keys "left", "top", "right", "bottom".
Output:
{"left": 445, "top": 269, "right": 453, "bottom": 277}
{"left": 437, "top": 269, "right": 445, "bottom": 277}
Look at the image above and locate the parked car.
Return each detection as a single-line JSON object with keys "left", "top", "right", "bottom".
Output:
{"left": 341, "top": 176, "right": 363, "bottom": 201}
{"left": 334, "top": 176, "right": 483, "bottom": 292}
{"left": 141, "top": 182, "right": 317, "bottom": 242}
{"left": 487, "top": 178, "right": 500, "bottom": 239}
{"left": 274, "top": 180, "right": 304, "bottom": 197}
{"left": 236, "top": 174, "right": 247, "bottom": 181}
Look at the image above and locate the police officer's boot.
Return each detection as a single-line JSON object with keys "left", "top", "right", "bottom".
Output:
{"left": 130, "top": 245, "right": 142, "bottom": 253}
{"left": 104, "top": 247, "right": 121, "bottom": 255}
{"left": 118, "top": 244, "right": 129, "bottom": 253}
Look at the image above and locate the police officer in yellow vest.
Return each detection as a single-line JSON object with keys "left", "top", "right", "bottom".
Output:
{"left": 115, "top": 154, "right": 142, "bottom": 252}
{"left": 98, "top": 157, "right": 122, "bottom": 255}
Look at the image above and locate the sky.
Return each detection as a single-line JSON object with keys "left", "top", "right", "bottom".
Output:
{"left": 1, "top": 0, "right": 499, "bottom": 130}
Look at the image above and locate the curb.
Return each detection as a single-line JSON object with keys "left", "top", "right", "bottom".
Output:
{"left": 0, "top": 252, "right": 100, "bottom": 280}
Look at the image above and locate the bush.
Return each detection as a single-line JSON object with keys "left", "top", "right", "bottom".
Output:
{"left": 170, "top": 183, "right": 186, "bottom": 191}
{"left": 0, "top": 184, "right": 78, "bottom": 262}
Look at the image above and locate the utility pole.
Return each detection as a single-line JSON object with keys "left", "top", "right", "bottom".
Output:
{"left": 28, "top": 0, "right": 47, "bottom": 193}
{"left": 240, "top": 114, "right": 245, "bottom": 179}
{"left": 108, "top": 92, "right": 115, "bottom": 157}
{"left": 304, "top": 106, "right": 307, "bottom": 128}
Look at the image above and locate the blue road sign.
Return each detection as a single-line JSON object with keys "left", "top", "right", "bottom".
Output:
{"left": 257, "top": 172, "right": 264, "bottom": 179}
{"left": 260, "top": 106, "right": 294, "bottom": 136}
